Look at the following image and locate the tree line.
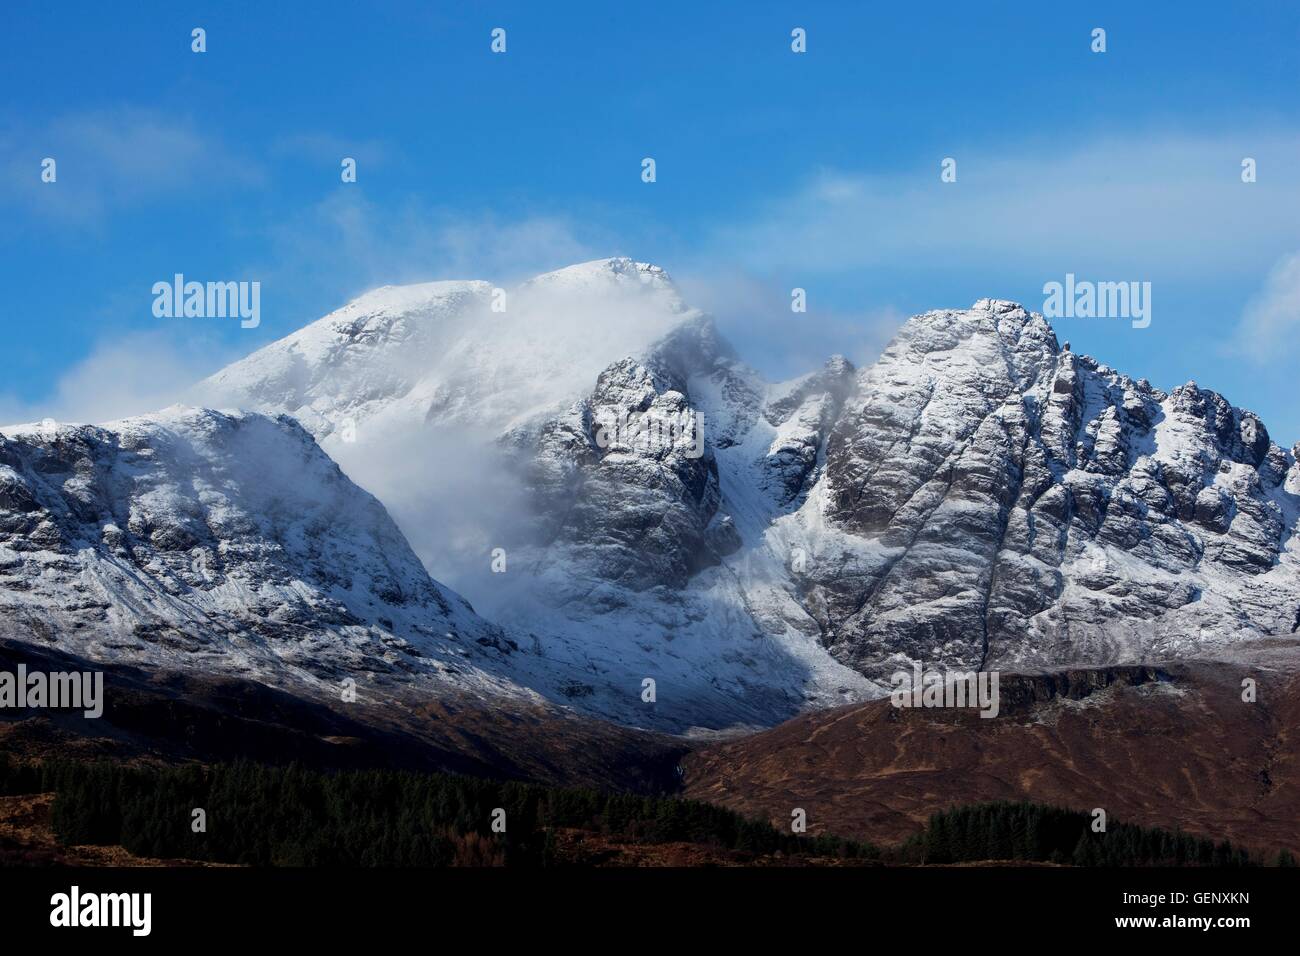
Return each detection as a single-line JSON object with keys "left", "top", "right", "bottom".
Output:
{"left": 0, "top": 754, "right": 874, "bottom": 866}
{"left": 903, "top": 801, "right": 1295, "bottom": 867}
{"left": 2, "top": 755, "right": 1293, "bottom": 866}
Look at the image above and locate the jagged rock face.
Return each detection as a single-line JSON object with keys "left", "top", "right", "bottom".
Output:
{"left": 37, "top": 264, "right": 1295, "bottom": 734}
{"left": 761, "top": 355, "right": 856, "bottom": 507}
{"left": 0, "top": 408, "right": 518, "bottom": 694}
{"left": 503, "top": 317, "right": 860, "bottom": 598}
{"left": 508, "top": 316, "right": 755, "bottom": 593}
{"left": 519, "top": 357, "right": 720, "bottom": 591}
{"left": 173, "top": 260, "right": 886, "bottom": 732}
{"left": 804, "top": 299, "right": 1300, "bottom": 680}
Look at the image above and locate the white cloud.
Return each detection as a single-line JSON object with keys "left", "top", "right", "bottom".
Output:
{"left": 326, "top": 426, "right": 532, "bottom": 605}
{"left": 705, "top": 131, "right": 1300, "bottom": 279}
{"left": 675, "top": 268, "right": 903, "bottom": 380}
{"left": 1235, "top": 251, "right": 1300, "bottom": 362}
{"left": 249, "top": 193, "right": 610, "bottom": 308}
{"left": 0, "top": 332, "right": 241, "bottom": 427}
{"left": 0, "top": 107, "right": 262, "bottom": 224}
{"left": 269, "top": 132, "right": 390, "bottom": 169}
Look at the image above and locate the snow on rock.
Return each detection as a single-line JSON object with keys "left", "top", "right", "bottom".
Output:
{"left": 0, "top": 406, "right": 535, "bottom": 704}
{"left": 9, "top": 269, "right": 1299, "bottom": 735}
{"left": 806, "top": 299, "right": 1300, "bottom": 681}
{"left": 194, "top": 259, "right": 692, "bottom": 439}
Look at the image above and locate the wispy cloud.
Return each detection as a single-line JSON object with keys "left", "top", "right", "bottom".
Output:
{"left": 0, "top": 107, "right": 263, "bottom": 225}
{"left": 705, "top": 130, "right": 1300, "bottom": 279}
{"left": 675, "top": 268, "right": 903, "bottom": 380}
{"left": 245, "top": 194, "right": 901, "bottom": 382}
{"left": 249, "top": 192, "right": 609, "bottom": 306}
{"left": 0, "top": 331, "right": 241, "bottom": 427}
{"left": 269, "top": 132, "right": 391, "bottom": 170}
{"left": 1234, "top": 250, "right": 1300, "bottom": 363}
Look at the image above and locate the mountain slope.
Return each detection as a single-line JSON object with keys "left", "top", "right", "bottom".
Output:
{"left": 0, "top": 406, "right": 529, "bottom": 702}
{"left": 683, "top": 652, "right": 1300, "bottom": 854}
{"left": 798, "top": 298, "right": 1300, "bottom": 681}
{"left": 192, "top": 259, "right": 882, "bottom": 732}
{"left": 32, "top": 263, "right": 1298, "bottom": 735}
{"left": 195, "top": 259, "right": 693, "bottom": 440}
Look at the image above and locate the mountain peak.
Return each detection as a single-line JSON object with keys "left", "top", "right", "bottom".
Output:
{"left": 820, "top": 354, "right": 855, "bottom": 381}
{"left": 971, "top": 297, "right": 1029, "bottom": 314}
{"left": 9, "top": 272, "right": 1300, "bottom": 734}
{"left": 881, "top": 299, "right": 1060, "bottom": 393}
{"left": 521, "top": 257, "right": 682, "bottom": 304}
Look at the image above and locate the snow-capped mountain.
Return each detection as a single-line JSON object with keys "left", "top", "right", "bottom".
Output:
{"left": 6, "top": 260, "right": 1299, "bottom": 735}
{"left": 196, "top": 259, "right": 693, "bottom": 440}
{"left": 804, "top": 298, "right": 1300, "bottom": 681}
{"left": 190, "top": 259, "right": 883, "bottom": 732}
{"left": 0, "top": 407, "right": 532, "bottom": 703}
{"left": 194, "top": 261, "right": 1300, "bottom": 728}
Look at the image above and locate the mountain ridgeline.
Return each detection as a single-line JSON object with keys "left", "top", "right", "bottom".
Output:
{"left": 2, "top": 259, "right": 1298, "bottom": 732}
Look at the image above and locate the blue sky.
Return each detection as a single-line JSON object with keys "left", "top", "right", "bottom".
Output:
{"left": 3, "top": 0, "right": 1300, "bottom": 441}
